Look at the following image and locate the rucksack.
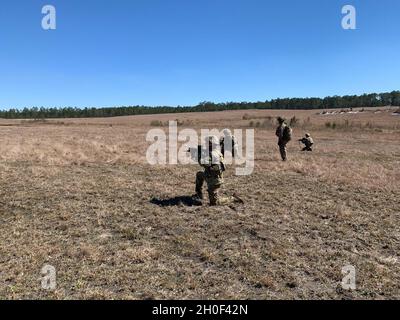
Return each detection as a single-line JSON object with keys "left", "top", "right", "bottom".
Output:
{"left": 283, "top": 126, "right": 292, "bottom": 142}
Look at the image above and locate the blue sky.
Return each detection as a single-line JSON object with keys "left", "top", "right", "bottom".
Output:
{"left": 0, "top": 0, "right": 399, "bottom": 109}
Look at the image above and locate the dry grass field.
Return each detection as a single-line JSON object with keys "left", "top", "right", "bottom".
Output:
{"left": 0, "top": 107, "right": 399, "bottom": 299}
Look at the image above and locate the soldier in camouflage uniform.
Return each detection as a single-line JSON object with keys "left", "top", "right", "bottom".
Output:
{"left": 275, "top": 117, "right": 292, "bottom": 161}
{"left": 220, "top": 129, "right": 237, "bottom": 159}
{"left": 194, "top": 136, "right": 241, "bottom": 206}
{"left": 299, "top": 133, "right": 314, "bottom": 151}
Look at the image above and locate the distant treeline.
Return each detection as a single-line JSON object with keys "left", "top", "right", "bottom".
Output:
{"left": 1, "top": 91, "right": 399, "bottom": 119}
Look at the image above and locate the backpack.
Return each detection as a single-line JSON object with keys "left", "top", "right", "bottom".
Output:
{"left": 283, "top": 126, "right": 292, "bottom": 142}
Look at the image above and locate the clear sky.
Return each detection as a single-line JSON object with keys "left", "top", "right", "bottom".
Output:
{"left": 0, "top": 0, "right": 399, "bottom": 109}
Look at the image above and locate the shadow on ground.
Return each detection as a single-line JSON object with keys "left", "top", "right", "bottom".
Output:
{"left": 150, "top": 196, "right": 203, "bottom": 207}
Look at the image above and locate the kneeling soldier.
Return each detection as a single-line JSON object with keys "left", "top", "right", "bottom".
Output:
{"left": 299, "top": 133, "right": 314, "bottom": 151}
{"left": 194, "top": 136, "right": 241, "bottom": 206}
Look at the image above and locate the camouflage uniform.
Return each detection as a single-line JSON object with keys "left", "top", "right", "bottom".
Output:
{"left": 275, "top": 118, "right": 291, "bottom": 161}
{"left": 300, "top": 133, "right": 314, "bottom": 151}
{"left": 195, "top": 137, "right": 236, "bottom": 206}
{"left": 220, "top": 130, "right": 237, "bottom": 158}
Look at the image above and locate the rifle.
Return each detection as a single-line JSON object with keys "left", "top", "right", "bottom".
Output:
{"left": 187, "top": 145, "right": 226, "bottom": 172}
{"left": 187, "top": 145, "right": 204, "bottom": 163}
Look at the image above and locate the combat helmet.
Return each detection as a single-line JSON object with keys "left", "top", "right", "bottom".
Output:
{"left": 277, "top": 116, "right": 286, "bottom": 124}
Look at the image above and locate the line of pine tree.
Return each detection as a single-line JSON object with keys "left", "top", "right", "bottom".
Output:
{"left": 0, "top": 91, "right": 399, "bottom": 119}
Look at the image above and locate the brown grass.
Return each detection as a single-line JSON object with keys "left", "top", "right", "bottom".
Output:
{"left": 0, "top": 107, "right": 399, "bottom": 299}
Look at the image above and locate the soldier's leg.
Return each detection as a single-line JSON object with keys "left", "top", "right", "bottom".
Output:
{"left": 217, "top": 195, "right": 237, "bottom": 205}
{"left": 207, "top": 184, "right": 220, "bottom": 206}
{"left": 279, "top": 144, "right": 287, "bottom": 161}
{"left": 283, "top": 144, "right": 287, "bottom": 160}
{"left": 207, "top": 184, "right": 242, "bottom": 206}
{"left": 195, "top": 171, "right": 205, "bottom": 199}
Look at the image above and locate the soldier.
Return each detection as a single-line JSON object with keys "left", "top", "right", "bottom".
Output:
{"left": 193, "top": 136, "right": 242, "bottom": 206}
{"left": 220, "top": 129, "right": 237, "bottom": 159}
{"left": 299, "top": 133, "right": 314, "bottom": 151}
{"left": 275, "top": 117, "right": 292, "bottom": 161}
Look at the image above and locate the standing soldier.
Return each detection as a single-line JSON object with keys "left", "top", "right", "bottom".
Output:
{"left": 220, "top": 129, "right": 237, "bottom": 159}
{"left": 275, "top": 117, "right": 292, "bottom": 161}
{"left": 193, "top": 136, "right": 242, "bottom": 206}
{"left": 299, "top": 133, "right": 314, "bottom": 151}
